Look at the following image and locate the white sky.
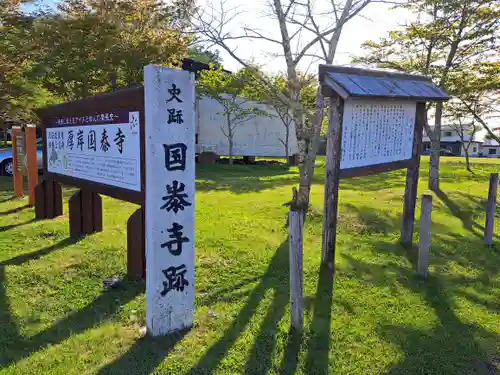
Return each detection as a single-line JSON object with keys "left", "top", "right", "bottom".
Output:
{"left": 198, "top": 0, "right": 412, "bottom": 74}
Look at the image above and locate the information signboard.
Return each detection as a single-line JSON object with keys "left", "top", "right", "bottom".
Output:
{"left": 46, "top": 111, "right": 141, "bottom": 192}
{"left": 341, "top": 99, "right": 416, "bottom": 170}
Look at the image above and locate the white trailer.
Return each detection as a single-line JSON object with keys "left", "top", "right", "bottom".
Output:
{"left": 196, "top": 96, "right": 298, "bottom": 158}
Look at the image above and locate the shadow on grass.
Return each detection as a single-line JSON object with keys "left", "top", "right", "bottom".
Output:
{"left": 342, "top": 249, "right": 500, "bottom": 375}
{"left": 435, "top": 188, "right": 486, "bottom": 239}
{"left": 183, "top": 240, "right": 291, "bottom": 375}
{"left": 0, "top": 237, "right": 80, "bottom": 266}
{"left": 0, "top": 204, "right": 30, "bottom": 216}
{"left": 305, "top": 263, "right": 335, "bottom": 375}
{"left": 196, "top": 164, "right": 298, "bottom": 194}
{"left": 0, "top": 235, "right": 143, "bottom": 367}
{"left": 339, "top": 170, "right": 407, "bottom": 192}
{"left": 97, "top": 329, "right": 189, "bottom": 375}
{"left": 0, "top": 218, "right": 37, "bottom": 232}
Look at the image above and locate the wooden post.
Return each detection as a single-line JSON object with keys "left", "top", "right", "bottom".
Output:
{"left": 418, "top": 195, "right": 432, "bottom": 277}
{"left": 69, "top": 189, "right": 103, "bottom": 236}
{"left": 25, "top": 125, "right": 38, "bottom": 206}
{"left": 34, "top": 179, "right": 63, "bottom": 220}
{"left": 484, "top": 173, "right": 498, "bottom": 247}
{"left": 144, "top": 65, "right": 196, "bottom": 335}
{"left": 322, "top": 96, "right": 344, "bottom": 270}
{"left": 289, "top": 209, "right": 304, "bottom": 332}
{"left": 401, "top": 102, "right": 425, "bottom": 247}
{"left": 69, "top": 190, "right": 83, "bottom": 237}
{"left": 127, "top": 207, "right": 145, "bottom": 280}
{"left": 81, "top": 190, "right": 94, "bottom": 234}
{"left": 11, "top": 126, "right": 24, "bottom": 197}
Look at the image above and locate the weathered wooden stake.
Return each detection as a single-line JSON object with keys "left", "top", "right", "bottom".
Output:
{"left": 484, "top": 173, "right": 498, "bottom": 247}
{"left": 289, "top": 208, "right": 304, "bottom": 332}
{"left": 11, "top": 126, "right": 24, "bottom": 197}
{"left": 322, "top": 96, "right": 344, "bottom": 270}
{"left": 418, "top": 195, "right": 432, "bottom": 277}
{"left": 400, "top": 102, "right": 425, "bottom": 247}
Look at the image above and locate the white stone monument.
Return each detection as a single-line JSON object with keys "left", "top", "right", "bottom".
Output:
{"left": 144, "top": 65, "right": 195, "bottom": 336}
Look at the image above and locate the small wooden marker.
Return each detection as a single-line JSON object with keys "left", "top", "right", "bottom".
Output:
{"left": 289, "top": 208, "right": 304, "bottom": 332}
{"left": 11, "top": 126, "right": 24, "bottom": 197}
{"left": 484, "top": 173, "right": 498, "bottom": 247}
{"left": 25, "top": 125, "right": 38, "bottom": 206}
{"left": 418, "top": 194, "right": 432, "bottom": 277}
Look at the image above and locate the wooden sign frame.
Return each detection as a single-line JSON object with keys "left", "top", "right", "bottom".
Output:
{"left": 35, "top": 87, "right": 147, "bottom": 279}
{"left": 319, "top": 65, "right": 449, "bottom": 271}
{"left": 36, "top": 87, "right": 145, "bottom": 205}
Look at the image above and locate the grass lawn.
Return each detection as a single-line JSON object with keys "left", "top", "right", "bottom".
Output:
{"left": 0, "top": 156, "right": 499, "bottom": 375}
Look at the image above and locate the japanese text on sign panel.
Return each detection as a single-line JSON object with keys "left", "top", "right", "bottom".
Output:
{"left": 46, "top": 111, "right": 141, "bottom": 191}
{"left": 144, "top": 65, "right": 195, "bottom": 336}
{"left": 340, "top": 99, "right": 416, "bottom": 170}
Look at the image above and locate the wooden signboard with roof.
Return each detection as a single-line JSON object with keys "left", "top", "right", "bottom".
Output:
{"left": 318, "top": 65, "right": 449, "bottom": 270}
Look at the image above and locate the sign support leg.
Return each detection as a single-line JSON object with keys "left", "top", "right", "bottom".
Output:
{"left": 322, "top": 96, "right": 344, "bottom": 271}
{"left": 34, "top": 179, "right": 63, "bottom": 220}
{"left": 401, "top": 102, "right": 425, "bottom": 247}
{"left": 127, "top": 207, "right": 145, "bottom": 280}
{"left": 69, "top": 189, "right": 103, "bottom": 236}
{"left": 26, "top": 125, "right": 38, "bottom": 206}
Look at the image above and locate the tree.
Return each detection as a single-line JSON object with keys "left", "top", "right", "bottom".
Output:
{"left": 355, "top": 0, "right": 500, "bottom": 191}
{"left": 188, "top": 45, "right": 222, "bottom": 65}
{"left": 197, "top": 67, "right": 269, "bottom": 165}
{"left": 25, "top": 0, "right": 194, "bottom": 101}
{"left": 192, "top": 0, "right": 375, "bottom": 210}
{"left": 1, "top": 3, "right": 59, "bottom": 126}
{"left": 244, "top": 72, "right": 317, "bottom": 164}
{"left": 451, "top": 61, "right": 500, "bottom": 144}
{"left": 445, "top": 105, "right": 479, "bottom": 173}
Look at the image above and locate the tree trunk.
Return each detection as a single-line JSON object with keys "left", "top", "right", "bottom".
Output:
{"left": 285, "top": 121, "right": 290, "bottom": 165}
{"left": 227, "top": 113, "right": 233, "bottom": 165}
{"left": 296, "top": 87, "right": 325, "bottom": 210}
{"left": 429, "top": 102, "right": 442, "bottom": 191}
{"left": 464, "top": 149, "right": 472, "bottom": 174}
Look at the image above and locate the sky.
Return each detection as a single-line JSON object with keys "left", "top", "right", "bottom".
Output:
{"left": 22, "top": 0, "right": 497, "bottom": 136}
{"left": 196, "top": 0, "right": 412, "bottom": 74}
{"left": 25, "top": 0, "right": 412, "bottom": 74}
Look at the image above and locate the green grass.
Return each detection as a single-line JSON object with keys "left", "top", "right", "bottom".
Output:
{"left": 0, "top": 156, "right": 499, "bottom": 375}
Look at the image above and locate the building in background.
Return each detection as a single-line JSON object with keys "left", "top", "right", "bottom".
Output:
{"left": 480, "top": 140, "right": 500, "bottom": 158}
{"left": 196, "top": 96, "right": 298, "bottom": 161}
{"left": 422, "top": 125, "right": 482, "bottom": 156}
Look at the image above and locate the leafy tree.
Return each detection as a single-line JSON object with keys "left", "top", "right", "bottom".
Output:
{"left": 27, "top": 0, "right": 194, "bottom": 101}
{"left": 188, "top": 46, "right": 222, "bottom": 65}
{"left": 1, "top": 2, "right": 58, "bottom": 128}
{"left": 197, "top": 67, "right": 269, "bottom": 165}
{"left": 244, "top": 71, "right": 317, "bottom": 164}
{"left": 355, "top": 0, "right": 500, "bottom": 190}
{"left": 449, "top": 61, "right": 500, "bottom": 144}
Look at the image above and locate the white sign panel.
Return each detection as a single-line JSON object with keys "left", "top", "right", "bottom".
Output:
{"left": 144, "top": 65, "right": 195, "bottom": 336}
{"left": 341, "top": 99, "right": 416, "bottom": 169}
{"left": 46, "top": 111, "right": 141, "bottom": 191}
